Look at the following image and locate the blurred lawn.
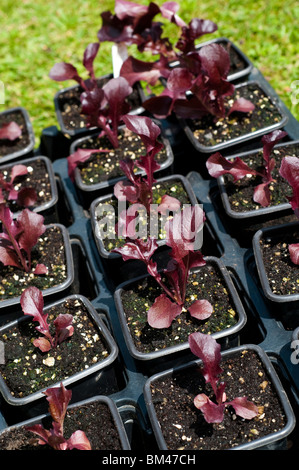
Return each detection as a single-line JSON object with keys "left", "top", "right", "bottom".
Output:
{"left": 0, "top": 0, "right": 298, "bottom": 146}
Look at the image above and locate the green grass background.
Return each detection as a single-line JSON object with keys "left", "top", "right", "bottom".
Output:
{"left": 0, "top": 0, "right": 298, "bottom": 146}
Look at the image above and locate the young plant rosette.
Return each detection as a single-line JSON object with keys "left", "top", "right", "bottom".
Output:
{"left": 0, "top": 387, "right": 131, "bottom": 450}
{"left": 143, "top": 339, "right": 295, "bottom": 450}
{"left": 113, "top": 205, "right": 247, "bottom": 360}
{"left": 0, "top": 205, "right": 74, "bottom": 309}
{"left": 0, "top": 288, "right": 118, "bottom": 405}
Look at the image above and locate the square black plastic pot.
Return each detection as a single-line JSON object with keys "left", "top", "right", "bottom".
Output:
{"left": 179, "top": 79, "right": 288, "bottom": 154}
{"left": 53, "top": 73, "right": 146, "bottom": 139}
{"left": 113, "top": 256, "right": 247, "bottom": 363}
{"left": 0, "top": 394, "right": 130, "bottom": 450}
{"left": 0, "top": 107, "right": 35, "bottom": 164}
{"left": 0, "top": 294, "right": 119, "bottom": 406}
{"left": 143, "top": 343, "right": 296, "bottom": 450}
{"left": 0, "top": 155, "right": 59, "bottom": 223}
{"left": 90, "top": 173, "right": 198, "bottom": 261}
{"left": 169, "top": 37, "right": 253, "bottom": 82}
{"left": 253, "top": 221, "right": 299, "bottom": 327}
{"left": 0, "top": 223, "right": 74, "bottom": 311}
{"left": 70, "top": 123, "right": 175, "bottom": 206}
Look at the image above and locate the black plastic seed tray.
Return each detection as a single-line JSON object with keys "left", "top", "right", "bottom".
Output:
{"left": 1, "top": 65, "right": 299, "bottom": 450}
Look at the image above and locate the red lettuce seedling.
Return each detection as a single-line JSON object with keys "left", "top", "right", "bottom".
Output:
{"left": 188, "top": 332, "right": 259, "bottom": 423}
{"left": 114, "top": 205, "right": 213, "bottom": 328}
{"left": 113, "top": 115, "right": 167, "bottom": 212}
{"left": 0, "top": 121, "right": 22, "bottom": 141}
{"left": 0, "top": 164, "right": 37, "bottom": 207}
{"left": 49, "top": 42, "right": 100, "bottom": 91}
{"left": 21, "top": 286, "right": 74, "bottom": 352}
{"left": 0, "top": 204, "right": 47, "bottom": 274}
{"left": 140, "top": 43, "right": 254, "bottom": 120}
{"left": 206, "top": 129, "right": 287, "bottom": 207}
{"left": 26, "top": 383, "right": 91, "bottom": 450}
{"left": 279, "top": 155, "right": 299, "bottom": 264}
{"left": 98, "top": 0, "right": 186, "bottom": 57}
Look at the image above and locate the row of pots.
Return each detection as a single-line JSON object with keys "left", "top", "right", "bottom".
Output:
{"left": 0, "top": 37, "right": 298, "bottom": 450}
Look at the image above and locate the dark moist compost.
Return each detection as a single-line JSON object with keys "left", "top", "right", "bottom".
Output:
{"left": 0, "top": 110, "right": 31, "bottom": 158}
{"left": 0, "top": 297, "right": 111, "bottom": 397}
{"left": 57, "top": 77, "right": 142, "bottom": 132}
{"left": 0, "top": 400, "right": 123, "bottom": 450}
{"left": 120, "top": 261, "right": 238, "bottom": 354}
{"left": 95, "top": 179, "right": 192, "bottom": 252}
{"left": 150, "top": 349, "right": 287, "bottom": 450}
{"left": 188, "top": 83, "right": 283, "bottom": 147}
{"left": 76, "top": 127, "right": 169, "bottom": 185}
{"left": 0, "top": 225, "right": 68, "bottom": 301}
{"left": 259, "top": 228, "right": 299, "bottom": 296}
{"left": 1, "top": 158, "right": 53, "bottom": 213}
{"left": 223, "top": 144, "right": 296, "bottom": 212}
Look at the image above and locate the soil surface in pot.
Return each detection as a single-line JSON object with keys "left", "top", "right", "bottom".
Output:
{"left": 223, "top": 144, "right": 296, "bottom": 212}
{"left": 120, "top": 261, "right": 239, "bottom": 354}
{"left": 0, "top": 400, "right": 123, "bottom": 450}
{"left": 188, "top": 83, "right": 283, "bottom": 148}
{"left": 0, "top": 297, "right": 111, "bottom": 397}
{"left": 57, "top": 77, "right": 142, "bottom": 132}
{"left": 95, "top": 178, "right": 192, "bottom": 253}
{"left": 149, "top": 349, "right": 287, "bottom": 450}
{"left": 76, "top": 127, "right": 169, "bottom": 186}
{"left": 0, "top": 110, "right": 31, "bottom": 158}
{"left": 1, "top": 158, "right": 53, "bottom": 213}
{"left": 0, "top": 225, "right": 68, "bottom": 302}
{"left": 258, "top": 227, "right": 299, "bottom": 296}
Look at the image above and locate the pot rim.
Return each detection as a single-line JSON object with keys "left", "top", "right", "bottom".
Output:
{"left": 113, "top": 255, "right": 247, "bottom": 361}
{"left": 0, "top": 223, "right": 74, "bottom": 309}
{"left": 169, "top": 36, "right": 253, "bottom": 82}
{"left": 216, "top": 139, "right": 299, "bottom": 219}
{"left": 71, "top": 122, "right": 174, "bottom": 192}
{"left": 53, "top": 73, "right": 145, "bottom": 137}
{"left": 179, "top": 79, "right": 289, "bottom": 153}
{"left": 143, "top": 342, "right": 296, "bottom": 450}
{"left": 0, "top": 293, "right": 119, "bottom": 405}
{"left": 0, "top": 155, "right": 59, "bottom": 217}
{"left": 0, "top": 394, "right": 130, "bottom": 450}
{"left": 252, "top": 220, "right": 299, "bottom": 303}
{"left": 0, "top": 107, "right": 35, "bottom": 164}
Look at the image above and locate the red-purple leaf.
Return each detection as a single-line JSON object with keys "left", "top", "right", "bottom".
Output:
{"left": 194, "top": 393, "right": 225, "bottom": 423}
{"left": 227, "top": 97, "right": 255, "bottom": 115}
{"left": 67, "top": 431, "right": 92, "bottom": 451}
{"left": 17, "top": 209, "right": 46, "bottom": 258}
{"left": 188, "top": 299, "right": 213, "bottom": 320}
{"left": 10, "top": 164, "right": 28, "bottom": 182}
{"left": 122, "top": 114, "right": 162, "bottom": 152}
{"left": 176, "top": 18, "right": 217, "bottom": 53}
{"left": 188, "top": 331, "right": 222, "bottom": 395}
{"left": 206, "top": 152, "right": 258, "bottom": 182}
{"left": 0, "top": 244, "right": 22, "bottom": 269}
{"left": 228, "top": 397, "right": 259, "bottom": 420}
{"left": 289, "top": 243, "right": 299, "bottom": 265}
{"left": 120, "top": 55, "right": 170, "bottom": 86}
{"left": 114, "top": 179, "right": 139, "bottom": 202}
{"left": 113, "top": 237, "right": 159, "bottom": 262}
{"left": 157, "top": 194, "right": 181, "bottom": 215}
{"left": 147, "top": 293, "right": 182, "bottom": 328}
{"left": 279, "top": 156, "right": 299, "bottom": 217}
{"left": 33, "top": 337, "right": 52, "bottom": 352}
{"left": 33, "top": 263, "right": 48, "bottom": 275}
{"left": 49, "top": 62, "right": 82, "bottom": 84}
{"left": 253, "top": 182, "right": 271, "bottom": 207}
{"left": 54, "top": 314, "right": 74, "bottom": 344}
{"left": 16, "top": 187, "right": 37, "bottom": 207}
{"left": 67, "top": 148, "right": 100, "bottom": 181}
{"left": 0, "top": 122, "right": 22, "bottom": 141}
{"left": 83, "top": 42, "right": 100, "bottom": 79}
{"left": 21, "top": 286, "right": 51, "bottom": 338}
{"left": 159, "top": 1, "right": 186, "bottom": 27}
